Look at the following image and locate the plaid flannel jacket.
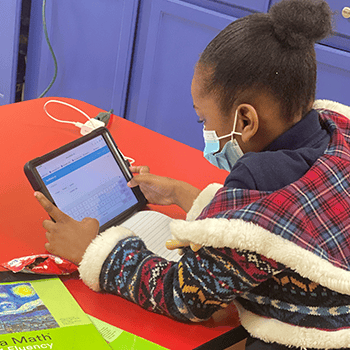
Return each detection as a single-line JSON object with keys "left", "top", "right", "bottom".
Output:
{"left": 199, "top": 113, "right": 350, "bottom": 271}
{"left": 83, "top": 108, "right": 350, "bottom": 348}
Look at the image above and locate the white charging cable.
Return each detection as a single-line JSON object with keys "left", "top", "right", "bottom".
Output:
{"left": 43, "top": 99, "right": 105, "bottom": 135}
{"left": 43, "top": 99, "right": 135, "bottom": 164}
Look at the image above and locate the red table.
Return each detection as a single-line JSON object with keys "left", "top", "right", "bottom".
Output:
{"left": 0, "top": 97, "right": 241, "bottom": 349}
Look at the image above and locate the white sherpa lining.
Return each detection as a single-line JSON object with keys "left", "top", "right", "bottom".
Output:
{"left": 170, "top": 217, "right": 350, "bottom": 295}
{"left": 234, "top": 301, "right": 350, "bottom": 349}
{"left": 313, "top": 99, "right": 350, "bottom": 119}
{"left": 186, "top": 183, "right": 223, "bottom": 221}
{"left": 78, "top": 226, "right": 134, "bottom": 291}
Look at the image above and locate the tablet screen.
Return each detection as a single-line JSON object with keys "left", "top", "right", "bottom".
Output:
{"left": 35, "top": 135, "right": 138, "bottom": 227}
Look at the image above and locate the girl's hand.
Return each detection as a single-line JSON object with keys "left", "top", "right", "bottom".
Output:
{"left": 128, "top": 166, "right": 201, "bottom": 212}
{"left": 166, "top": 239, "right": 202, "bottom": 253}
{"left": 128, "top": 166, "right": 178, "bottom": 206}
{"left": 34, "top": 192, "right": 99, "bottom": 265}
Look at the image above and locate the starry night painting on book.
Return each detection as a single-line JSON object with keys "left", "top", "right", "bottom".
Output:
{"left": 0, "top": 282, "right": 59, "bottom": 334}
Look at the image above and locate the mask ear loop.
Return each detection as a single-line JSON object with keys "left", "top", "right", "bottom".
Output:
{"left": 232, "top": 109, "right": 242, "bottom": 135}
{"left": 230, "top": 109, "right": 242, "bottom": 142}
{"left": 203, "top": 109, "right": 242, "bottom": 142}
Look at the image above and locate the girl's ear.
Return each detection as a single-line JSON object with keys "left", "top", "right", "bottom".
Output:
{"left": 235, "top": 104, "right": 259, "bottom": 143}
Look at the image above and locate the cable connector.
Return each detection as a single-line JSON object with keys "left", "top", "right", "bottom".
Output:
{"left": 80, "top": 119, "right": 105, "bottom": 135}
{"left": 94, "top": 109, "right": 113, "bottom": 125}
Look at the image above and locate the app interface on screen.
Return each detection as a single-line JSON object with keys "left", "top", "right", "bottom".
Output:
{"left": 36, "top": 136, "right": 138, "bottom": 226}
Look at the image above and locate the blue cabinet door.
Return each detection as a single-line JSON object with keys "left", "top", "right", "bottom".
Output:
{"left": 321, "top": 0, "right": 350, "bottom": 52}
{"left": 313, "top": 0, "right": 350, "bottom": 106}
{"left": 126, "top": 0, "right": 236, "bottom": 150}
{"left": 218, "top": 0, "right": 269, "bottom": 11}
{"left": 24, "top": 0, "right": 139, "bottom": 116}
{"left": 182, "top": 0, "right": 269, "bottom": 16}
{"left": 315, "top": 44, "right": 350, "bottom": 105}
{"left": 0, "top": 0, "right": 22, "bottom": 106}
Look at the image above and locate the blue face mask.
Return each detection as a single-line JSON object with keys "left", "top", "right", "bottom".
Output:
{"left": 203, "top": 111, "right": 244, "bottom": 171}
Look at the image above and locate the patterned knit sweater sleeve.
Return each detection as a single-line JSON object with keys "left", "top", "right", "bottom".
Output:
{"left": 83, "top": 235, "right": 284, "bottom": 322}
{"left": 78, "top": 184, "right": 285, "bottom": 322}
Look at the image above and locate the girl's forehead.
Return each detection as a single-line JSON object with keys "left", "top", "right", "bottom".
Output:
{"left": 191, "top": 67, "right": 210, "bottom": 98}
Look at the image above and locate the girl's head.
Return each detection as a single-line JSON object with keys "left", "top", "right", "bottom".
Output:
{"left": 192, "top": 0, "right": 333, "bottom": 153}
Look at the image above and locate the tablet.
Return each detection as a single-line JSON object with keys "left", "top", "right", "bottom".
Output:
{"left": 24, "top": 127, "right": 147, "bottom": 232}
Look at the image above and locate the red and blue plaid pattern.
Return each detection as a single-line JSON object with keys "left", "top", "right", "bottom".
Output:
{"left": 198, "top": 109, "right": 350, "bottom": 270}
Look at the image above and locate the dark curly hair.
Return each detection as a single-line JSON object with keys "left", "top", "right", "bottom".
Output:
{"left": 197, "top": 0, "right": 333, "bottom": 121}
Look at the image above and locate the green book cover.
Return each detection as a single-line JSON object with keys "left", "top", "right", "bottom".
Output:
{"left": 0, "top": 274, "right": 110, "bottom": 350}
{"left": 88, "top": 315, "right": 168, "bottom": 350}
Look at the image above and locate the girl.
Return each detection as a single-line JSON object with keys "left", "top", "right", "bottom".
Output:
{"left": 35, "top": 0, "right": 350, "bottom": 348}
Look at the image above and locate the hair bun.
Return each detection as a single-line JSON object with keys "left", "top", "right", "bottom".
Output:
{"left": 269, "top": 0, "right": 333, "bottom": 49}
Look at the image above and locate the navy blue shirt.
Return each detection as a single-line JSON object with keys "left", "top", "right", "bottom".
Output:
{"left": 224, "top": 109, "right": 331, "bottom": 191}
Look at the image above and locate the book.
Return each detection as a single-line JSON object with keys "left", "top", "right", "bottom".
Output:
{"left": 88, "top": 315, "right": 168, "bottom": 350}
{"left": 121, "top": 210, "right": 180, "bottom": 261}
{"left": 0, "top": 272, "right": 110, "bottom": 350}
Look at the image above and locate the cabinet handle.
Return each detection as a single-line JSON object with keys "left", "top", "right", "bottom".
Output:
{"left": 342, "top": 7, "right": 350, "bottom": 18}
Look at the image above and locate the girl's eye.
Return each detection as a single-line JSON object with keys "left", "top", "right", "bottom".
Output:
{"left": 197, "top": 119, "right": 204, "bottom": 124}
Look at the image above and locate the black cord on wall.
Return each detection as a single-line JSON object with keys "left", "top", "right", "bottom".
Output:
{"left": 38, "top": 0, "right": 58, "bottom": 98}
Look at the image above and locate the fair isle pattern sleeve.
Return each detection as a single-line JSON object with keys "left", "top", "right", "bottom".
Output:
{"left": 99, "top": 235, "right": 285, "bottom": 322}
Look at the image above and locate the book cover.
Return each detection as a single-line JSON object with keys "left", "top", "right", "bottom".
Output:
{"left": 88, "top": 315, "right": 168, "bottom": 350}
{"left": 0, "top": 273, "right": 110, "bottom": 350}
